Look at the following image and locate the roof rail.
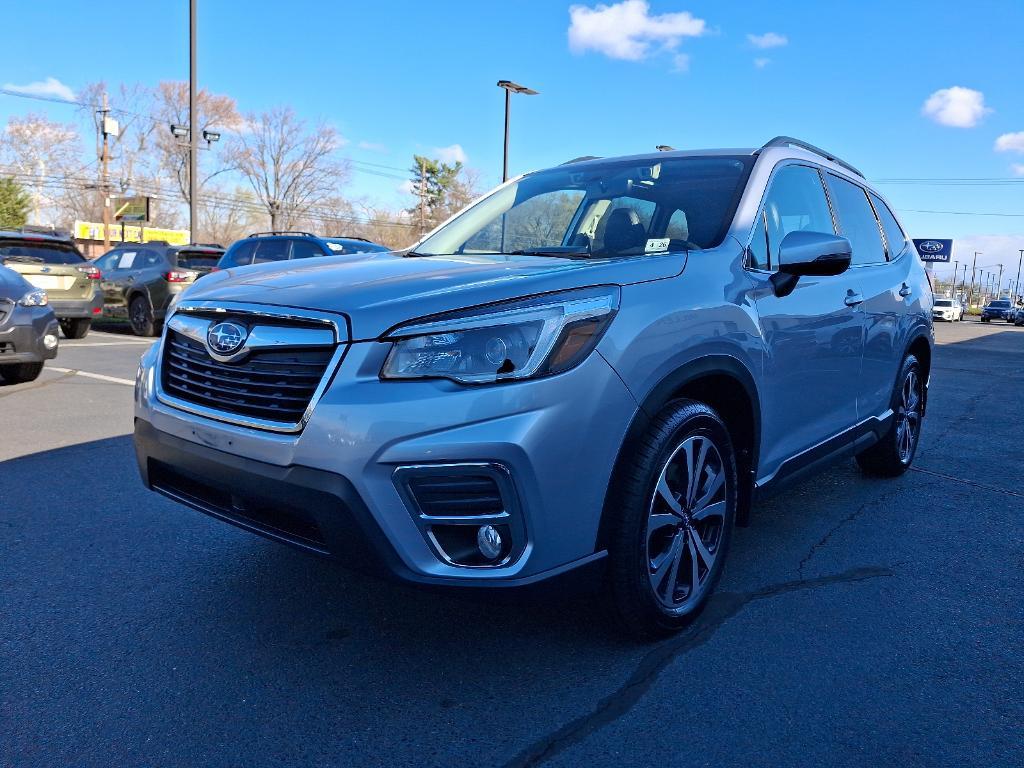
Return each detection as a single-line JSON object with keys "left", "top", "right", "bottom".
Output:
{"left": 759, "top": 136, "right": 865, "bottom": 179}
{"left": 17, "top": 225, "right": 71, "bottom": 238}
{"left": 246, "top": 231, "right": 317, "bottom": 239}
{"left": 561, "top": 155, "right": 601, "bottom": 165}
{"left": 328, "top": 235, "right": 371, "bottom": 242}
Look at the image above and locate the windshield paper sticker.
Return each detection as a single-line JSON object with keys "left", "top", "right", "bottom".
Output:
{"left": 645, "top": 238, "right": 670, "bottom": 253}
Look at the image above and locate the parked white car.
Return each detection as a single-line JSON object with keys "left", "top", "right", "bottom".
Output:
{"left": 932, "top": 297, "right": 963, "bottom": 322}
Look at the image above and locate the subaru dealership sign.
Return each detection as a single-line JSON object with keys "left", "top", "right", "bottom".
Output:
{"left": 913, "top": 239, "right": 953, "bottom": 262}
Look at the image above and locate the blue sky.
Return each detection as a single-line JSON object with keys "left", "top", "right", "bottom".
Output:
{"left": 2, "top": 0, "right": 1023, "bottom": 279}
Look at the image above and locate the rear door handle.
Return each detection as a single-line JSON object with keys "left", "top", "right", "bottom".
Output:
{"left": 844, "top": 291, "right": 864, "bottom": 307}
{"left": 899, "top": 283, "right": 912, "bottom": 298}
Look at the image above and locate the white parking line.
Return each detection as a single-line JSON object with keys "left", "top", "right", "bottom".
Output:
{"left": 63, "top": 341, "right": 154, "bottom": 347}
{"left": 47, "top": 366, "right": 135, "bottom": 387}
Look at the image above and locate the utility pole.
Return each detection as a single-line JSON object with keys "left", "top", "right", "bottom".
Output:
{"left": 997, "top": 264, "right": 1005, "bottom": 297}
{"left": 950, "top": 260, "right": 958, "bottom": 297}
{"left": 969, "top": 251, "right": 979, "bottom": 307}
{"left": 100, "top": 92, "right": 111, "bottom": 249}
{"left": 189, "top": 0, "right": 198, "bottom": 242}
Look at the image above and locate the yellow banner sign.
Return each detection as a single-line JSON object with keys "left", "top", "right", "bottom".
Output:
{"left": 73, "top": 220, "right": 191, "bottom": 246}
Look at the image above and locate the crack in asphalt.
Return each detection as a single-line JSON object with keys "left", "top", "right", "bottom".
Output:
{"left": 501, "top": 565, "right": 893, "bottom": 768}
{"left": 0, "top": 370, "right": 76, "bottom": 398}
{"left": 910, "top": 465, "right": 1024, "bottom": 499}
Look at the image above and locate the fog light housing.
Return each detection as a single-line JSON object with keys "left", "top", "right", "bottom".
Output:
{"left": 43, "top": 333, "right": 58, "bottom": 350}
{"left": 477, "top": 524, "right": 503, "bottom": 560}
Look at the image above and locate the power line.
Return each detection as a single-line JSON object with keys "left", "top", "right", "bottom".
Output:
{"left": 896, "top": 208, "right": 1024, "bottom": 218}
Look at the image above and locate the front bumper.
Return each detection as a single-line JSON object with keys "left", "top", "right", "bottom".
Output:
{"left": 133, "top": 340, "right": 638, "bottom": 586}
{"left": 932, "top": 311, "right": 955, "bottom": 321}
{"left": 0, "top": 305, "right": 59, "bottom": 363}
{"left": 50, "top": 291, "right": 103, "bottom": 320}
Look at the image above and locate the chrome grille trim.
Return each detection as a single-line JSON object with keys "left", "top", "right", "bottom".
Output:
{"left": 154, "top": 302, "right": 348, "bottom": 433}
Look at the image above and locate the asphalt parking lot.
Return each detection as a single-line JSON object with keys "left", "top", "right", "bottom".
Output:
{"left": 2, "top": 319, "right": 1022, "bottom": 768}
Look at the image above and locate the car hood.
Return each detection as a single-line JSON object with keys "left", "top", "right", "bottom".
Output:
{"left": 179, "top": 250, "right": 686, "bottom": 339}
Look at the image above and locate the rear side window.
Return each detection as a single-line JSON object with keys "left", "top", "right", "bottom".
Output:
{"left": 826, "top": 174, "right": 886, "bottom": 265}
{"left": 220, "top": 240, "right": 256, "bottom": 268}
{"left": 752, "top": 164, "right": 836, "bottom": 270}
{"left": 252, "top": 239, "right": 291, "bottom": 264}
{"left": 0, "top": 241, "right": 85, "bottom": 265}
{"left": 869, "top": 193, "right": 908, "bottom": 258}
{"left": 291, "top": 240, "right": 326, "bottom": 259}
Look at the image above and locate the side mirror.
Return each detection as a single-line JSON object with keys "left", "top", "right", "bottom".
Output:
{"left": 770, "top": 231, "right": 852, "bottom": 297}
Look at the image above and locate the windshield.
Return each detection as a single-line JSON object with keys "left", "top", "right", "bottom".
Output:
{"left": 415, "top": 155, "right": 754, "bottom": 258}
{"left": 0, "top": 240, "right": 85, "bottom": 265}
{"left": 989, "top": 300, "right": 1011, "bottom": 308}
{"left": 935, "top": 299, "right": 953, "bottom": 307}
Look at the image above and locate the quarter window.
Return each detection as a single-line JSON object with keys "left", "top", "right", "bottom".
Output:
{"left": 252, "top": 239, "right": 291, "bottom": 264}
{"left": 826, "top": 175, "right": 886, "bottom": 265}
{"left": 756, "top": 165, "right": 836, "bottom": 270}
{"left": 869, "top": 193, "right": 907, "bottom": 258}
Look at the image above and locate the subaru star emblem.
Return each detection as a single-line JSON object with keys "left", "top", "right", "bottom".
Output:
{"left": 207, "top": 321, "right": 247, "bottom": 355}
{"left": 918, "top": 240, "right": 943, "bottom": 254}
{"left": 41, "top": 266, "right": 51, "bottom": 273}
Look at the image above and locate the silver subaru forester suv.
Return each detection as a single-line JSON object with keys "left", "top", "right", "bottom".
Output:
{"left": 134, "top": 137, "right": 932, "bottom": 637}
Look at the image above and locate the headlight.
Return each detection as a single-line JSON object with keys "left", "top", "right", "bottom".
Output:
{"left": 381, "top": 288, "right": 619, "bottom": 384}
{"left": 19, "top": 289, "right": 48, "bottom": 307}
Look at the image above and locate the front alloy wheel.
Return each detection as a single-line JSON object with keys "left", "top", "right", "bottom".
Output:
{"left": 646, "top": 436, "right": 728, "bottom": 612}
{"left": 894, "top": 368, "right": 923, "bottom": 465}
{"left": 607, "top": 399, "right": 737, "bottom": 638}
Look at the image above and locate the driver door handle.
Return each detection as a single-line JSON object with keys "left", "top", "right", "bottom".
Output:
{"left": 899, "top": 283, "right": 912, "bottom": 298}
{"left": 844, "top": 290, "right": 864, "bottom": 307}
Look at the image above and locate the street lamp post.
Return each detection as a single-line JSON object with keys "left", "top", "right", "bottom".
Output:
{"left": 1016, "top": 249, "right": 1023, "bottom": 303}
{"left": 189, "top": 0, "right": 198, "bottom": 242}
{"left": 497, "top": 80, "right": 538, "bottom": 183}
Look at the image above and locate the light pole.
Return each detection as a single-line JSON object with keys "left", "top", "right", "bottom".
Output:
{"left": 497, "top": 80, "right": 538, "bottom": 183}
{"left": 189, "top": 0, "right": 198, "bottom": 241}
{"left": 970, "top": 251, "right": 980, "bottom": 307}
{"left": 1016, "top": 249, "right": 1023, "bottom": 303}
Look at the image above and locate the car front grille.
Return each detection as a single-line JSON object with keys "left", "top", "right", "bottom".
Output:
{"left": 0, "top": 299, "right": 11, "bottom": 326}
{"left": 161, "top": 328, "right": 336, "bottom": 427}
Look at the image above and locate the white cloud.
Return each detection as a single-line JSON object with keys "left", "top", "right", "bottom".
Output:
{"left": 568, "top": 0, "right": 706, "bottom": 62}
{"left": 433, "top": 143, "right": 467, "bottom": 164}
{"left": 2, "top": 76, "right": 75, "bottom": 101}
{"left": 671, "top": 53, "right": 690, "bottom": 72}
{"left": 357, "top": 140, "right": 388, "bottom": 153}
{"left": 747, "top": 32, "right": 787, "bottom": 49}
{"left": 921, "top": 86, "right": 990, "bottom": 128}
{"left": 397, "top": 179, "right": 416, "bottom": 195}
{"left": 994, "top": 132, "right": 1024, "bottom": 153}
{"left": 1011, "top": 164, "right": 1024, "bottom": 177}
{"left": 754, "top": 57, "right": 771, "bottom": 69}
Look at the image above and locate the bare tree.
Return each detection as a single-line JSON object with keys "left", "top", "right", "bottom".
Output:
{"left": 0, "top": 113, "right": 90, "bottom": 225}
{"left": 228, "top": 106, "right": 349, "bottom": 230}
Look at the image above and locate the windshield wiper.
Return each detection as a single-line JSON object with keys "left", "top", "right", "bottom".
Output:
{"left": 403, "top": 250, "right": 432, "bottom": 257}
{"left": 507, "top": 246, "right": 591, "bottom": 259}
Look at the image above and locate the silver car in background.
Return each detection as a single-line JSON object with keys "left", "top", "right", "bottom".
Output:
{"left": 133, "top": 136, "right": 933, "bottom": 637}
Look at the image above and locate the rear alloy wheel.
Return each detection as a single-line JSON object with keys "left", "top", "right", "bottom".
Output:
{"left": 129, "top": 296, "right": 158, "bottom": 337}
{"left": 856, "top": 354, "right": 924, "bottom": 477}
{"left": 608, "top": 400, "right": 737, "bottom": 638}
{"left": 59, "top": 318, "right": 91, "bottom": 339}
{"left": 0, "top": 362, "right": 44, "bottom": 384}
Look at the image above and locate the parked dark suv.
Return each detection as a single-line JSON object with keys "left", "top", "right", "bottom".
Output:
{"left": 216, "top": 232, "right": 390, "bottom": 270}
{"left": 980, "top": 299, "right": 1014, "bottom": 323}
{"left": 94, "top": 243, "right": 225, "bottom": 336}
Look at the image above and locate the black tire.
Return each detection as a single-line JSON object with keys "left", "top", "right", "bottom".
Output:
{"left": 129, "top": 295, "right": 159, "bottom": 337}
{"left": 0, "top": 362, "right": 44, "bottom": 384}
{"left": 59, "top": 318, "right": 91, "bottom": 339}
{"left": 607, "top": 399, "right": 738, "bottom": 639}
{"left": 856, "top": 354, "right": 924, "bottom": 478}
